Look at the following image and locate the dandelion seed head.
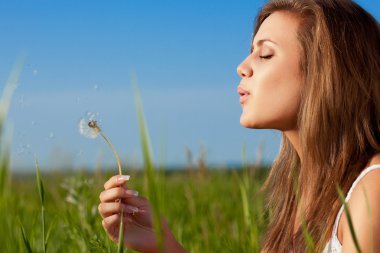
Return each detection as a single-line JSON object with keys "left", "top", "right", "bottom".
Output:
{"left": 88, "top": 120, "right": 98, "bottom": 128}
{"left": 79, "top": 112, "right": 101, "bottom": 139}
{"left": 78, "top": 112, "right": 122, "bottom": 175}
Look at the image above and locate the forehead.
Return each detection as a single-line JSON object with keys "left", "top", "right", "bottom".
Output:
{"left": 253, "top": 11, "right": 300, "bottom": 47}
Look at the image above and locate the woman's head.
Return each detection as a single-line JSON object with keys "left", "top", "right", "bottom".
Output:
{"left": 240, "top": 0, "right": 380, "bottom": 252}
{"left": 238, "top": 0, "right": 380, "bottom": 137}
{"left": 237, "top": 11, "right": 303, "bottom": 131}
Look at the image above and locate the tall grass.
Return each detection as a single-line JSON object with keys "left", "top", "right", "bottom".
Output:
{"left": 18, "top": 160, "right": 56, "bottom": 253}
{"left": 237, "top": 144, "right": 261, "bottom": 252}
{"left": 19, "top": 217, "right": 33, "bottom": 253}
{"left": 132, "top": 74, "right": 165, "bottom": 252}
{"left": 0, "top": 57, "right": 24, "bottom": 197}
{"left": 3, "top": 167, "right": 270, "bottom": 253}
{"left": 336, "top": 185, "right": 362, "bottom": 253}
{"left": 35, "top": 160, "right": 52, "bottom": 253}
{"left": 0, "top": 58, "right": 25, "bottom": 252}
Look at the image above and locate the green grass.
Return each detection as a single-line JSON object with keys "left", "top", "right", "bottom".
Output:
{"left": 1, "top": 168, "right": 268, "bottom": 253}
{"left": 0, "top": 56, "right": 24, "bottom": 198}
{"left": 132, "top": 74, "right": 165, "bottom": 252}
{"left": 336, "top": 186, "right": 362, "bottom": 253}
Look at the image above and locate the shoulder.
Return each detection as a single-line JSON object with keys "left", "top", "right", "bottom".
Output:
{"left": 340, "top": 163, "right": 380, "bottom": 252}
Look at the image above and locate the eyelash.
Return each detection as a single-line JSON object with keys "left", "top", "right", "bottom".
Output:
{"left": 259, "top": 55, "right": 273, "bottom": 59}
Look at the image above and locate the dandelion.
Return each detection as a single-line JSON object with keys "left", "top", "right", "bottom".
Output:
{"left": 78, "top": 112, "right": 122, "bottom": 177}
{"left": 79, "top": 112, "right": 126, "bottom": 252}
{"left": 78, "top": 113, "right": 100, "bottom": 139}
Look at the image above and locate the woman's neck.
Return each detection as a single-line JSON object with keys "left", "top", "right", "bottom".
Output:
{"left": 284, "top": 129, "right": 302, "bottom": 159}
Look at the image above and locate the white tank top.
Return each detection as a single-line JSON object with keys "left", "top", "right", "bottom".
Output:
{"left": 322, "top": 164, "right": 380, "bottom": 253}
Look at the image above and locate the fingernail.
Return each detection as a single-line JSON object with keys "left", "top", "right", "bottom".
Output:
{"left": 117, "top": 175, "right": 130, "bottom": 181}
{"left": 124, "top": 205, "right": 139, "bottom": 214}
{"left": 125, "top": 189, "right": 139, "bottom": 196}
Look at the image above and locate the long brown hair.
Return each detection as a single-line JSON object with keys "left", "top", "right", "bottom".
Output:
{"left": 255, "top": 0, "right": 380, "bottom": 252}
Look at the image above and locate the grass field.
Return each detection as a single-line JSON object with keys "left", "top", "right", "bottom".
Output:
{"left": 0, "top": 166, "right": 269, "bottom": 253}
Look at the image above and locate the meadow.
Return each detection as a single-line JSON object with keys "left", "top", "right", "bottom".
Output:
{"left": 0, "top": 64, "right": 270, "bottom": 253}
{"left": 0, "top": 164, "right": 269, "bottom": 253}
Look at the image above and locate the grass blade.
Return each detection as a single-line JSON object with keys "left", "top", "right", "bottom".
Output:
{"left": 118, "top": 210, "right": 125, "bottom": 253}
{"left": 45, "top": 215, "right": 58, "bottom": 248}
{"left": 0, "top": 146, "right": 10, "bottom": 198}
{"left": 300, "top": 217, "right": 316, "bottom": 253}
{"left": 36, "top": 159, "right": 46, "bottom": 253}
{"left": 239, "top": 144, "right": 260, "bottom": 252}
{"left": 336, "top": 185, "right": 362, "bottom": 253}
{"left": 35, "top": 160, "right": 45, "bottom": 206}
{"left": 0, "top": 56, "right": 24, "bottom": 197}
{"left": 18, "top": 218, "right": 33, "bottom": 253}
{"left": 131, "top": 73, "right": 164, "bottom": 252}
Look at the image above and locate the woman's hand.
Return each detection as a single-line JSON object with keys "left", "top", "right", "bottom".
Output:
{"left": 98, "top": 175, "right": 186, "bottom": 253}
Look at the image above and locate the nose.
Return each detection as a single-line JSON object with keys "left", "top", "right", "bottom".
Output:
{"left": 237, "top": 56, "right": 253, "bottom": 78}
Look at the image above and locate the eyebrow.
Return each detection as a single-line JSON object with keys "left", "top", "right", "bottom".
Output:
{"left": 250, "top": 39, "right": 278, "bottom": 52}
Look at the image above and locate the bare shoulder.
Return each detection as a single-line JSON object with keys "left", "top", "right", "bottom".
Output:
{"left": 339, "top": 158, "right": 380, "bottom": 253}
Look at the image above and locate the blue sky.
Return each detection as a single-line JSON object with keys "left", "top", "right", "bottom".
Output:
{"left": 1, "top": 0, "right": 379, "bottom": 171}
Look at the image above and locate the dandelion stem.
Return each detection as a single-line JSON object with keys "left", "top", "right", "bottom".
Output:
{"left": 93, "top": 125, "right": 125, "bottom": 252}
{"left": 97, "top": 129, "right": 122, "bottom": 176}
{"left": 81, "top": 117, "right": 125, "bottom": 251}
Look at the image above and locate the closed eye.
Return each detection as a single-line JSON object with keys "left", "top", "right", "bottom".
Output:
{"left": 259, "top": 55, "right": 273, "bottom": 59}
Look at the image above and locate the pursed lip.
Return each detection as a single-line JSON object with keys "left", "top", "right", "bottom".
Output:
{"left": 237, "top": 86, "right": 250, "bottom": 104}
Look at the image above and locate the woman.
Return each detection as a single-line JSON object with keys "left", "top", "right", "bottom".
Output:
{"left": 98, "top": 0, "right": 380, "bottom": 252}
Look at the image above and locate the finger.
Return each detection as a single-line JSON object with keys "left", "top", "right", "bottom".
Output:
{"left": 125, "top": 189, "right": 139, "bottom": 197}
{"left": 121, "top": 195, "right": 148, "bottom": 208}
{"left": 99, "top": 187, "right": 127, "bottom": 202}
{"left": 102, "top": 213, "right": 121, "bottom": 241}
{"left": 104, "top": 175, "right": 130, "bottom": 190}
{"left": 98, "top": 202, "right": 122, "bottom": 218}
{"left": 98, "top": 202, "right": 140, "bottom": 218}
{"left": 100, "top": 187, "right": 139, "bottom": 203}
{"left": 101, "top": 213, "right": 135, "bottom": 242}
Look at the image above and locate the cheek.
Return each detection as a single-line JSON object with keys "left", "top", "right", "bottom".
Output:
{"left": 243, "top": 62, "right": 302, "bottom": 129}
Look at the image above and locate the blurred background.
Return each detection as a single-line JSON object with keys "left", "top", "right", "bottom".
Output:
{"left": 1, "top": 0, "right": 379, "bottom": 171}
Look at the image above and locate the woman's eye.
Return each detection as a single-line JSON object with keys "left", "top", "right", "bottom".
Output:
{"left": 259, "top": 55, "right": 273, "bottom": 59}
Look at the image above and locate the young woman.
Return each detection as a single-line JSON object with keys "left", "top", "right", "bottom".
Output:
{"left": 98, "top": 0, "right": 380, "bottom": 252}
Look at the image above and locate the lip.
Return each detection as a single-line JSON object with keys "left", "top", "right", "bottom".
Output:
{"left": 237, "top": 86, "right": 250, "bottom": 104}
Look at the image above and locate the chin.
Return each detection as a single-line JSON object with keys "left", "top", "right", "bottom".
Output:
{"left": 240, "top": 114, "right": 270, "bottom": 129}
{"left": 240, "top": 115, "right": 258, "bottom": 129}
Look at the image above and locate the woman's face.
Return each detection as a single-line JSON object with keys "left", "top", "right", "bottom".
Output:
{"left": 237, "top": 11, "right": 303, "bottom": 131}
